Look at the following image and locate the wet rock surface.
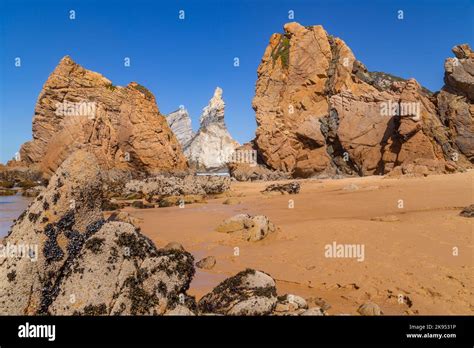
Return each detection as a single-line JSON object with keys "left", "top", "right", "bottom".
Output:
{"left": 0, "top": 150, "right": 196, "bottom": 315}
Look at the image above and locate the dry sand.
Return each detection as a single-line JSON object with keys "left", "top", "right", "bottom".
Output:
{"left": 126, "top": 171, "right": 473, "bottom": 315}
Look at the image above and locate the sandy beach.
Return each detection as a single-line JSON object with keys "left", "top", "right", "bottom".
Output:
{"left": 123, "top": 171, "right": 474, "bottom": 315}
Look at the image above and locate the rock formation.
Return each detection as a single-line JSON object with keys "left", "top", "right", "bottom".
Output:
{"left": 252, "top": 22, "right": 473, "bottom": 177}
{"left": 198, "top": 269, "right": 278, "bottom": 315}
{"left": 19, "top": 56, "right": 187, "bottom": 177}
{"left": 184, "top": 87, "right": 239, "bottom": 171}
{"left": 437, "top": 44, "right": 474, "bottom": 162}
{"left": 0, "top": 150, "right": 195, "bottom": 315}
{"left": 216, "top": 213, "right": 278, "bottom": 242}
{"left": 166, "top": 108, "right": 194, "bottom": 149}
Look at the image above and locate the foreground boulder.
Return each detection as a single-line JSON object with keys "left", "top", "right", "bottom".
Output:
{"left": 18, "top": 56, "right": 187, "bottom": 177}
{"left": 198, "top": 269, "right": 277, "bottom": 315}
{"left": 252, "top": 22, "right": 472, "bottom": 177}
{"left": 357, "top": 301, "right": 382, "bottom": 316}
{"left": 216, "top": 214, "right": 279, "bottom": 241}
{"left": 0, "top": 150, "right": 195, "bottom": 315}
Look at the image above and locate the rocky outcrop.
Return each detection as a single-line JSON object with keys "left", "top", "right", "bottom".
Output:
{"left": 0, "top": 150, "right": 195, "bottom": 315}
{"left": 166, "top": 108, "right": 194, "bottom": 149}
{"left": 228, "top": 142, "right": 290, "bottom": 181}
{"left": 19, "top": 56, "right": 187, "bottom": 177}
{"left": 124, "top": 174, "right": 230, "bottom": 197}
{"left": 184, "top": 87, "right": 239, "bottom": 170}
{"left": 437, "top": 44, "right": 474, "bottom": 161}
{"left": 253, "top": 22, "right": 472, "bottom": 177}
{"left": 198, "top": 269, "right": 278, "bottom": 315}
{"left": 262, "top": 182, "right": 300, "bottom": 195}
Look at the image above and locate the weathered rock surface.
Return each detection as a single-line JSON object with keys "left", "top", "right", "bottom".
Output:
{"left": 274, "top": 294, "right": 308, "bottom": 315}
{"left": 125, "top": 174, "right": 230, "bottom": 197}
{"left": 459, "top": 204, "right": 474, "bottom": 217}
{"left": 184, "top": 87, "right": 239, "bottom": 170}
{"left": 19, "top": 56, "right": 187, "bottom": 177}
{"left": 228, "top": 142, "right": 291, "bottom": 181}
{"left": 437, "top": 44, "right": 474, "bottom": 162}
{"left": 253, "top": 22, "right": 472, "bottom": 177}
{"left": 0, "top": 150, "right": 196, "bottom": 315}
{"left": 166, "top": 108, "right": 194, "bottom": 149}
{"left": 195, "top": 256, "right": 216, "bottom": 270}
{"left": 198, "top": 269, "right": 277, "bottom": 315}
{"left": 216, "top": 214, "right": 278, "bottom": 242}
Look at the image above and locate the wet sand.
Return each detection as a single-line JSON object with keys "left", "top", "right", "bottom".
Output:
{"left": 0, "top": 195, "right": 32, "bottom": 238}
{"left": 126, "top": 171, "right": 473, "bottom": 315}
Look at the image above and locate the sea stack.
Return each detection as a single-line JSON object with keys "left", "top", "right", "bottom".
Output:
{"left": 184, "top": 87, "right": 239, "bottom": 171}
{"left": 18, "top": 56, "right": 188, "bottom": 177}
{"left": 252, "top": 22, "right": 473, "bottom": 177}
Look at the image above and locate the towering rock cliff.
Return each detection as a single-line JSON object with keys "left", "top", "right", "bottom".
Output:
{"left": 253, "top": 22, "right": 473, "bottom": 177}
{"left": 166, "top": 108, "right": 194, "bottom": 149}
{"left": 19, "top": 56, "right": 187, "bottom": 177}
{"left": 437, "top": 44, "right": 474, "bottom": 162}
{"left": 184, "top": 87, "right": 239, "bottom": 171}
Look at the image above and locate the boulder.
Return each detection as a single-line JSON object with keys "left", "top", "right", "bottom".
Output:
{"left": 274, "top": 294, "right": 308, "bottom": 314}
{"left": 195, "top": 256, "right": 216, "bottom": 270}
{"left": 216, "top": 214, "right": 278, "bottom": 241}
{"left": 198, "top": 269, "right": 277, "bottom": 315}
{"left": 357, "top": 301, "right": 382, "bottom": 316}
{"left": 262, "top": 182, "right": 300, "bottom": 195}
{"left": 0, "top": 150, "right": 196, "bottom": 315}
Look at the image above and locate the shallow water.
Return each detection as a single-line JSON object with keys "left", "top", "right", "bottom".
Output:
{"left": 0, "top": 194, "right": 32, "bottom": 238}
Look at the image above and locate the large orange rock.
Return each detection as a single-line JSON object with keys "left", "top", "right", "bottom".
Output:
{"left": 19, "top": 56, "right": 187, "bottom": 177}
{"left": 253, "top": 22, "right": 472, "bottom": 177}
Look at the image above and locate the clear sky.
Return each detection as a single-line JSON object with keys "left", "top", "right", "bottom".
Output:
{"left": 0, "top": 0, "right": 472, "bottom": 163}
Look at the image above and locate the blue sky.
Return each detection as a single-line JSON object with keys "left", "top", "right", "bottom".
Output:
{"left": 0, "top": 0, "right": 472, "bottom": 163}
